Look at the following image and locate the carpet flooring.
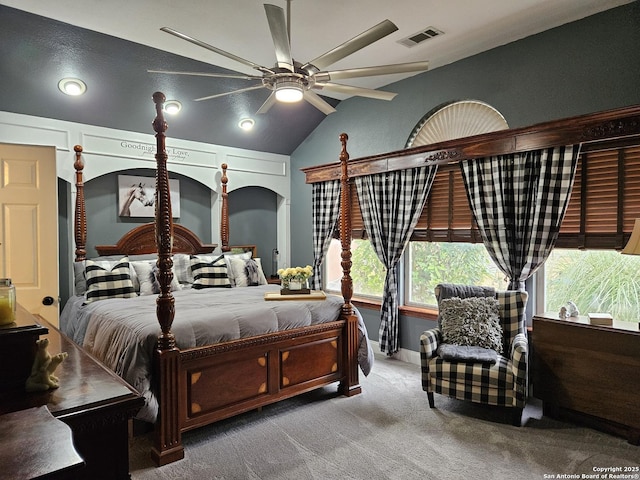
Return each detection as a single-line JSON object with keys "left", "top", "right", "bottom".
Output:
{"left": 129, "top": 355, "right": 639, "bottom": 480}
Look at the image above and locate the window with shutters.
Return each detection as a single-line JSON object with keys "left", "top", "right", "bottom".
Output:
{"left": 325, "top": 143, "right": 640, "bottom": 314}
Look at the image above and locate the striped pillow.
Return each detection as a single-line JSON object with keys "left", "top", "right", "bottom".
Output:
{"left": 190, "top": 255, "right": 231, "bottom": 289}
{"left": 85, "top": 257, "right": 137, "bottom": 303}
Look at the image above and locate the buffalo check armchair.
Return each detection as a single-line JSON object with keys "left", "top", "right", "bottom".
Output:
{"left": 420, "top": 283, "right": 529, "bottom": 426}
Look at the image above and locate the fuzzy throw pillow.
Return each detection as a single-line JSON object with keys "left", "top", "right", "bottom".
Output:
{"left": 439, "top": 296, "right": 503, "bottom": 354}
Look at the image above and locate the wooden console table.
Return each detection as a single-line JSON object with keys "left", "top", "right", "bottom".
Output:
{"left": 0, "top": 306, "right": 144, "bottom": 479}
{"left": 0, "top": 405, "right": 85, "bottom": 480}
{"left": 532, "top": 313, "right": 640, "bottom": 444}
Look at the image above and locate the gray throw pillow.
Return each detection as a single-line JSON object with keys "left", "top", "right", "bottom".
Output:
{"left": 439, "top": 296, "right": 503, "bottom": 354}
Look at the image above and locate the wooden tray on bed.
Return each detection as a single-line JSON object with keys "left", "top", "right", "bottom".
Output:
{"left": 264, "top": 291, "right": 327, "bottom": 301}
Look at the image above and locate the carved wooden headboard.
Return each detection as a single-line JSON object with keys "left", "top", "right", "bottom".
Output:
{"left": 95, "top": 223, "right": 217, "bottom": 256}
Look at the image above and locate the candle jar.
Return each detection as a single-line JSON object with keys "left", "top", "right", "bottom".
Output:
{"left": 0, "top": 278, "right": 16, "bottom": 325}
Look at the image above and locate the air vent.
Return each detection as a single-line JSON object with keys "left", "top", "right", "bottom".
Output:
{"left": 398, "top": 26, "right": 444, "bottom": 47}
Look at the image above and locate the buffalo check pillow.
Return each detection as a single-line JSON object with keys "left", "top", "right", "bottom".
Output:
{"left": 84, "top": 257, "right": 137, "bottom": 303}
{"left": 190, "top": 255, "right": 232, "bottom": 289}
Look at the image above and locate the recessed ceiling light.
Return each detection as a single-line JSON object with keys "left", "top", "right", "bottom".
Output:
{"left": 238, "top": 118, "right": 255, "bottom": 131}
{"left": 58, "top": 78, "right": 87, "bottom": 96}
{"left": 163, "top": 100, "right": 182, "bottom": 115}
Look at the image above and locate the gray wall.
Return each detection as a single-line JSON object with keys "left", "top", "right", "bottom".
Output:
{"left": 289, "top": 3, "right": 640, "bottom": 351}
{"left": 228, "top": 186, "right": 278, "bottom": 278}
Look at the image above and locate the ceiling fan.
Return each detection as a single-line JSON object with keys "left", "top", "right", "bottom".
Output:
{"left": 148, "top": 1, "right": 429, "bottom": 115}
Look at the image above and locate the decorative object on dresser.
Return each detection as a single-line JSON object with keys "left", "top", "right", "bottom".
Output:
{"left": 587, "top": 312, "right": 613, "bottom": 326}
{"left": 24, "top": 338, "right": 68, "bottom": 392}
{"left": 532, "top": 313, "right": 640, "bottom": 445}
{"left": 0, "top": 278, "right": 16, "bottom": 325}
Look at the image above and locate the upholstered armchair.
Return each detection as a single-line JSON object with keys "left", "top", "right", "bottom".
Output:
{"left": 420, "top": 283, "right": 529, "bottom": 426}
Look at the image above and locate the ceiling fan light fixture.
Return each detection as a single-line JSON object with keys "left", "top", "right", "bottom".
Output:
{"left": 58, "top": 78, "right": 87, "bottom": 96}
{"left": 238, "top": 118, "right": 255, "bottom": 131}
{"left": 163, "top": 100, "right": 182, "bottom": 115}
{"left": 274, "top": 80, "right": 304, "bottom": 103}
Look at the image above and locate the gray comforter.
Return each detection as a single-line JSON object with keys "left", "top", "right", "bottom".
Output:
{"left": 60, "top": 285, "right": 373, "bottom": 422}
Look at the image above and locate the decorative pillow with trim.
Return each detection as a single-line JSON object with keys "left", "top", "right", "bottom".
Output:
{"left": 84, "top": 257, "right": 137, "bottom": 303}
{"left": 131, "top": 261, "right": 182, "bottom": 295}
{"left": 228, "top": 256, "right": 267, "bottom": 287}
{"left": 439, "top": 296, "right": 503, "bottom": 354}
{"left": 190, "top": 255, "right": 232, "bottom": 289}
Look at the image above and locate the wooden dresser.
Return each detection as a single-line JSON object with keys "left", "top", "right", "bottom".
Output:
{"left": 532, "top": 313, "right": 640, "bottom": 444}
{"left": 0, "top": 306, "right": 144, "bottom": 480}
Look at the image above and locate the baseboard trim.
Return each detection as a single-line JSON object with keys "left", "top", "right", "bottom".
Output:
{"left": 368, "top": 340, "right": 421, "bottom": 366}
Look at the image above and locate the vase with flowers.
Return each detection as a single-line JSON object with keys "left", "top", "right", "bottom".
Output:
{"left": 277, "top": 265, "right": 313, "bottom": 295}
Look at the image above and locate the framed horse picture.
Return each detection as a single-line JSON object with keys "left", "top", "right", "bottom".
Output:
{"left": 118, "top": 175, "right": 180, "bottom": 218}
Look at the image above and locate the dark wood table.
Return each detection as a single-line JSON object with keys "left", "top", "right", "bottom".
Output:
{"left": 0, "top": 405, "right": 85, "bottom": 480}
{"left": 532, "top": 313, "right": 640, "bottom": 445}
{"left": 0, "top": 306, "right": 145, "bottom": 480}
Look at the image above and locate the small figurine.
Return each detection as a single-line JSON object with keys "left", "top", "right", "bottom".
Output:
{"left": 559, "top": 306, "right": 567, "bottom": 319}
{"left": 567, "top": 301, "right": 580, "bottom": 317}
{"left": 25, "top": 338, "right": 68, "bottom": 392}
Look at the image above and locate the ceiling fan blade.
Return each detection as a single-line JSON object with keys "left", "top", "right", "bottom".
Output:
{"left": 315, "top": 82, "right": 397, "bottom": 101}
{"left": 256, "top": 92, "right": 278, "bottom": 114}
{"left": 148, "top": 69, "right": 261, "bottom": 80}
{"left": 314, "top": 61, "right": 430, "bottom": 82}
{"left": 160, "top": 27, "right": 265, "bottom": 71}
{"left": 303, "top": 19, "right": 398, "bottom": 72}
{"left": 264, "top": 4, "right": 294, "bottom": 71}
{"left": 303, "top": 90, "right": 337, "bottom": 115}
{"left": 194, "top": 85, "right": 265, "bottom": 102}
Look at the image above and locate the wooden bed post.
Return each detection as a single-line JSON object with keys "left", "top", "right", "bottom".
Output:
{"left": 337, "top": 133, "right": 362, "bottom": 397}
{"left": 73, "top": 145, "right": 86, "bottom": 262}
{"left": 220, "top": 163, "right": 230, "bottom": 252}
{"left": 150, "top": 91, "right": 184, "bottom": 466}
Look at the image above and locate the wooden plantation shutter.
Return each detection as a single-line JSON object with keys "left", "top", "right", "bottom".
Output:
{"left": 347, "top": 144, "right": 640, "bottom": 249}
{"left": 410, "top": 163, "right": 481, "bottom": 243}
{"left": 556, "top": 144, "right": 640, "bottom": 249}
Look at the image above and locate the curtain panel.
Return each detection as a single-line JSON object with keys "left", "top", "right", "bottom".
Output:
{"left": 461, "top": 145, "right": 580, "bottom": 290}
{"left": 310, "top": 180, "right": 341, "bottom": 290}
{"left": 355, "top": 166, "right": 437, "bottom": 355}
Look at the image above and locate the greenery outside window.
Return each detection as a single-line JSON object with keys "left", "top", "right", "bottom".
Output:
{"left": 325, "top": 238, "right": 384, "bottom": 298}
{"left": 544, "top": 249, "right": 640, "bottom": 323}
{"left": 406, "top": 242, "right": 507, "bottom": 308}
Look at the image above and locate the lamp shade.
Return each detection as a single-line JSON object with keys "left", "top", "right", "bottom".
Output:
{"left": 621, "top": 218, "right": 640, "bottom": 255}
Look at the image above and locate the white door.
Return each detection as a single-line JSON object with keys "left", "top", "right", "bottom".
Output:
{"left": 0, "top": 143, "right": 58, "bottom": 325}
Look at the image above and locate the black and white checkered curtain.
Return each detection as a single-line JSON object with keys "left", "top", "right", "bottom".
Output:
{"left": 460, "top": 145, "right": 580, "bottom": 291}
{"left": 355, "top": 166, "right": 437, "bottom": 355}
{"left": 311, "top": 180, "right": 341, "bottom": 290}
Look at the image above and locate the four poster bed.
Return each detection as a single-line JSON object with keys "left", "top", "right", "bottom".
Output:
{"left": 61, "top": 92, "right": 640, "bottom": 469}
{"left": 61, "top": 92, "right": 369, "bottom": 467}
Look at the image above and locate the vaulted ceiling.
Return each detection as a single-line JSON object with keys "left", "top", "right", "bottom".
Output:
{"left": 0, "top": 0, "right": 632, "bottom": 155}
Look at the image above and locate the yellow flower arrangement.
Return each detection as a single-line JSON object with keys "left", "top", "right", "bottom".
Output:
{"left": 277, "top": 265, "right": 313, "bottom": 283}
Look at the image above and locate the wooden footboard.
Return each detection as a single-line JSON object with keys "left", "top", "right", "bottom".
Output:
{"left": 152, "top": 319, "right": 350, "bottom": 466}
{"left": 181, "top": 320, "right": 345, "bottom": 429}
